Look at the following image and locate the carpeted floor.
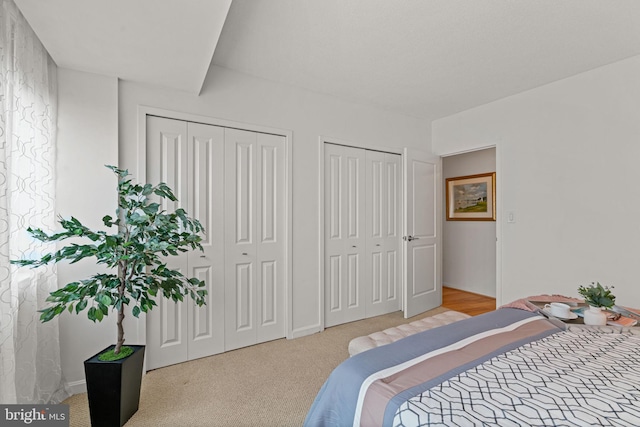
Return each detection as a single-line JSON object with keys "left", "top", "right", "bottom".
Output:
{"left": 64, "top": 306, "right": 450, "bottom": 426}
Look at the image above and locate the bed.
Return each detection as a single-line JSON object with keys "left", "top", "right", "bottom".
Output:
{"left": 304, "top": 307, "right": 640, "bottom": 426}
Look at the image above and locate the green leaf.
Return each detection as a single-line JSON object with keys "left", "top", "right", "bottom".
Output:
{"left": 98, "top": 303, "right": 108, "bottom": 315}
{"left": 99, "top": 294, "right": 112, "bottom": 306}
{"left": 132, "top": 306, "right": 141, "bottom": 318}
{"left": 39, "top": 308, "right": 56, "bottom": 322}
{"left": 102, "top": 215, "right": 113, "bottom": 226}
{"left": 76, "top": 299, "right": 88, "bottom": 313}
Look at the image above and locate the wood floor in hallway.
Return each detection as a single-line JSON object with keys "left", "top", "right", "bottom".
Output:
{"left": 442, "top": 286, "right": 496, "bottom": 316}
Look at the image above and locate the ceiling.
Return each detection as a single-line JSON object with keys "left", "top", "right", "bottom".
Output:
{"left": 14, "top": 0, "right": 232, "bottom": 94}
{"left": 15, "top": 0, "right": 640, "bottom": 121}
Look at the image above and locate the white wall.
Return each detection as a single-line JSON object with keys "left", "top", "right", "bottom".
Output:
{"left": 118, "top": 65, "right": 431, "bottom": 339}
{"left": 56, "top": 68, "right": 118, "bottom": 393}
{"left": 443, "top": 148, "right": 496, "bottom": 297}
{"left": 433, "top": 55, "right": 640, "bottom": 306}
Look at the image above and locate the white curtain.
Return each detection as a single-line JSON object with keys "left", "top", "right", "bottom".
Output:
{"left": 0, "top": 0, "right": 68, "bottom": 404}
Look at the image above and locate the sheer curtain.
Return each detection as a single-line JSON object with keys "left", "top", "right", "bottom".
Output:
{"left": 0, "top": 0, "right": 68, "bottom": 404}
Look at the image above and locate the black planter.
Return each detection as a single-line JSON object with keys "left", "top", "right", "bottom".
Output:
{"left": 84, "top": 345, "right": 145, "bottom": 427}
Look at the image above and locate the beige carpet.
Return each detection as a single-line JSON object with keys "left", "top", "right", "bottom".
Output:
{"left": 64, "top": 306, "right": 450, "bottom": 427}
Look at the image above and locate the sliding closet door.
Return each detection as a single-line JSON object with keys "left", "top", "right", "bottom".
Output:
{"left": 324, "top": 144, "right": 366, "bottom": 327}
{"left": 146, "top": 117, "right": 225, "bottom": 370}
{"left": 224, "top": 128, "right": 286, "bottom": 351}
{"left": 365, "top": 151, "right": 401, "bottom": 317}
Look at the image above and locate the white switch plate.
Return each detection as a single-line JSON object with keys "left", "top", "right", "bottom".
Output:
{"left": 507, "top": 211, "right": 516, "bottom": 223}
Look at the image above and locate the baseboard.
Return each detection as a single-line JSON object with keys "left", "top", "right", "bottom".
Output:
{"left": 290, "top": 324, "right": 322, "bottom": 339}
{"left": 66, "top": 379, "right": 87, "bottom": 395}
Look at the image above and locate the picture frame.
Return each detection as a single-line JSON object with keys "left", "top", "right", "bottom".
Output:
{"left": 446, "top": 172, "right": 496, "bottom": 221}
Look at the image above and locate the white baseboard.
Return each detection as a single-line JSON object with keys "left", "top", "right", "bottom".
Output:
{"left": 290, "top": 324, "right": 322, "bottom": 339}
{"left": 66, "top": 379, "right": 87, "bottom": 395}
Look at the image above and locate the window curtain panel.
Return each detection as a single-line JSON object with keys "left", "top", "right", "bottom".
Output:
{"left": 0, "top": 0, "right": 67, "bottom": 404}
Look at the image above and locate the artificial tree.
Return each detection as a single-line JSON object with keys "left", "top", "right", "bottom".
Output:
{"left": 12, "top": 165, "right": 207, "bottom": 358}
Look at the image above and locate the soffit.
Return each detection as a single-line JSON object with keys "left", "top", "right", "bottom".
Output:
{"left": 14, "top": 0, "right": 232, "bottom": 94}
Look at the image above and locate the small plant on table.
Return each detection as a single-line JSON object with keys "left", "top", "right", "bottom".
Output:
{"left": 577, "top": 282, "right": 615, "bottom": 308}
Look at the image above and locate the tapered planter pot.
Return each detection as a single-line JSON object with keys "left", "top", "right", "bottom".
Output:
{"left": 84, "top": 345, "right": 145, "bottom": 427}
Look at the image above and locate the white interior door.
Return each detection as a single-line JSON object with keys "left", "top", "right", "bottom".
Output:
{"left": 365, "top": 151, "right": 401, "bottom": 317}
{"left": 224, "top": 128, "right": 286, "bottom": 351}
{"left": 403, "top": 148, "right": 442, "bottom": 318}
{"left": 324, "top": 144, "right": 366, "bottom": 327}
{"left": 146, "top": 117, "right": 225, "bottom": 370}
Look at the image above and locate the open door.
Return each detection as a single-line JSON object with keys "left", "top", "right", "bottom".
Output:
{"left": 403, "top": 148, "right": 442, "bottom": 318}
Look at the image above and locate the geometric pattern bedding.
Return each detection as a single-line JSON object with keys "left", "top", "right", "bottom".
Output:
{"left": 394, "top": 326, "right": 640, "bottom": 427}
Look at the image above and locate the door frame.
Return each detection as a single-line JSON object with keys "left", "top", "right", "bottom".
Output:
{"left": 135, "top": 105, "right": 294, "bottom": 345}
{"left": 317, "top": 136, "right": 404, "bottom": 331}
{"left": 439, "top": 144, "right": 501, "bottom": 305}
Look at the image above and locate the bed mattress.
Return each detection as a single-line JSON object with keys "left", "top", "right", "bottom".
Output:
{"left": 304, "top": 308, "right": 640, "bottom": 427}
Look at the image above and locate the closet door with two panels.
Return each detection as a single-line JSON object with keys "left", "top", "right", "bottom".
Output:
{"left": 324, "top": 144, "right": 401, "bottom": 328}
{"left": 224, "top": 128, "right": 286, "bottom": 351}
{"left": 146, "top": 117, "right": 225, "bottom": 370}
{"left": 145, "top": 117, "right": 286, "bottom": 369}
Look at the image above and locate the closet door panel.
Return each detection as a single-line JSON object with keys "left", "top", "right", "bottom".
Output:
{"left": 344, "top": 148, "right": 366, "bottom": 322}
{"left": 256, "top": 133, "right": 286, "bottom": 342}
{"left": 383, "top": 154, "right": 401, "bottom": 313}
{"left": 146, "top": 116, "right": 189, "bottom": 370}
{"left": 325, "top": 147, "right": 343, "bottom": 324}
{"left": 185, "top": 122, "right": 225, "bottom": 360}
{"left": 324, "top": 144, "right": 366, "bottom": 327}
{"left": 365, "top": 151, "right": 401, "bottom": 318}
{"left": 225, "top": 128, "right": 258, "bottom": 351}
{"left": 365, "top": 150, "right": 388, "bottom": 317}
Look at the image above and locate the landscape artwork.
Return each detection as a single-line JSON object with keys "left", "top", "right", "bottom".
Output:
{"left": 453, "top": 182, "right": 488, "bottom": 213}
{"left": 446, "top": 172, "right": 496, "bottom": 221}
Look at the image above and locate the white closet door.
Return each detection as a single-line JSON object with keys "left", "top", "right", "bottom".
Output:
{"left": 224, "top": 128, "right": 286, "bottom": 350}
{"left": 255, "top": 133, "right": 286, "bottom": 343}
{"left": 324, "top": 144, "right": 366, "bottom": 327}
{"left": 365, "top": 151, "right": 401, "bottom": 318}
{"left": 184, "top": 122, "right": 225, "bottom": 360}
{"left": 146, "top": 117, "right": 189, "bottom": 370}
{"left": 146, "top": 117, "right": 225, "bottom": 370}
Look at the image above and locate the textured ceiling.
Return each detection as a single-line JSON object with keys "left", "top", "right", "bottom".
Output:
{"left": 212, "top": 0, "right": 640, "bottom": 120}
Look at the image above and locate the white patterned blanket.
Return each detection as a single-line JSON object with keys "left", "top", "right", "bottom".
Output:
{"left": 394, "top": 326, "right": 640, "bottom": 427}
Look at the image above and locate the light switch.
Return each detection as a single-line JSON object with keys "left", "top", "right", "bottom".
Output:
{"left": 507, "top": 211, "right": 516, "bottom": 223}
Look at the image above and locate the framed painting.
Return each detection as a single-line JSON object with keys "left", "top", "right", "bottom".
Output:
{"left": 446, "top": 172, "right": 496, "bottom": 221}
